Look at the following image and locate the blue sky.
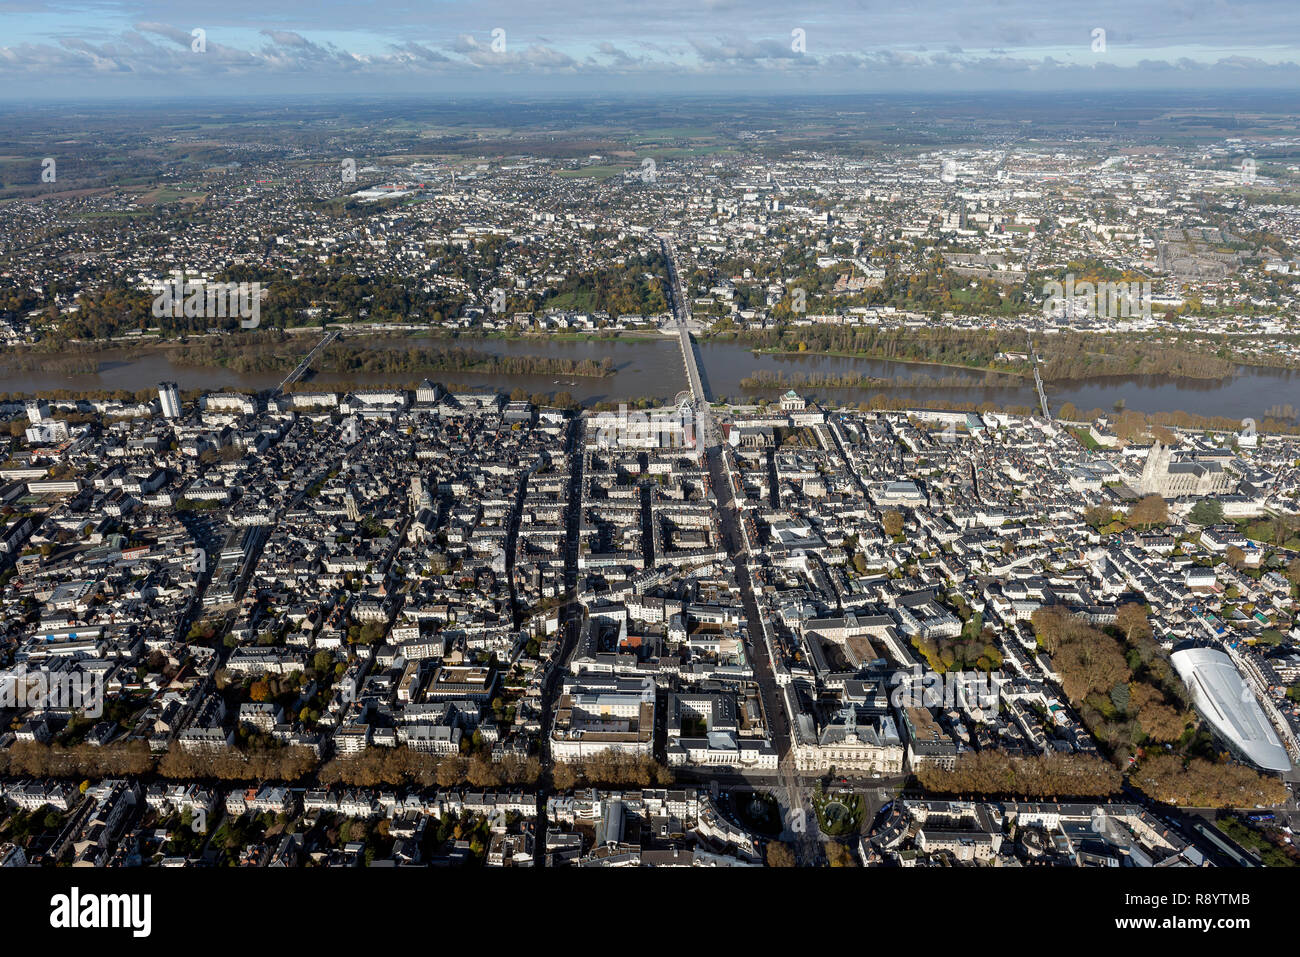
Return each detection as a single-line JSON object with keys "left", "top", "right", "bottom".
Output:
{"left": 1, "top": 0, "right": 1298, "bottom": 97}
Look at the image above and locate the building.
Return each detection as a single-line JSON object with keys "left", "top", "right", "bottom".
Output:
{"left": 1170, "top": 646, "right": 1291, "bottom": 772}
{"left": 551, "top": 676, "right": 655, "bottom": 760}
{"left": 1139, "top": 442, "right": 1234, "bottom": 498}
{"left": 415, "top": 379, "right": 439, "bottom": 405}
{"left": 780, "top": 390, "right": 807, "bottom": 413}
{"left": 790, "top": 691, "right": 905, "bottom": 774}
{"left": 664, "top": 692, "right": 778, "bottom": 770}
{"left": 159, "top": 381, "right": 182, "bottom": 420}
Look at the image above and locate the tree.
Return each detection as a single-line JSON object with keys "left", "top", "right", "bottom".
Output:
{"left": 436, "top": 756, "right": 467, "bottom": 789}
{"left": 765, "top": 842, "right": 796, "bottom": 868}
{"left": 1084, "top": 505, "right": 1114, "bottom": 529}
{"left": 825, "top": 841, "right": 857, "bottom": 867}
{"left": 916, "top": 751, "right": 1121, "bottom": 798}
{"left": 551, "top": 761, "right": 580, "bottom": 791}
{"left": 1225, "top": 545, "right": 1246, "bottom": 570}
{"left": 1054, "top": 632, "right": 1131, "bottom": 704}
{"left": 1188, "top": 499, "right": 1224, "bottom": 526}
{"left": 882, "top": 510, "right": 904, "bottom": 538}
{"left": 467, "top": 755, "right": 499, "bottom": 788}
{"left": 1116, "top": 604, "right": 1152, "bottom": 644}
{"left": 1031, "top": 605, "right": 1086, "bottom": 653}
{"left": 1137, "top": 699, "right": 1187, "bottom": 743}
{"left": 1286, "top": 557, "right": 1300, "bottom": 589}
{"left": 1130, "top": 754, "right": 1288, "bottom": 807}
{"left": 1127, "top": 494, "right": 1168, "bottom": 530}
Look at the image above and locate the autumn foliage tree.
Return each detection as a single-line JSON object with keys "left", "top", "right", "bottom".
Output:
{"left": 1130, "top": 684, "right": 1187, "bottom": 743}
{"left": 1116, "top": 603, "right": 1153, "bottom": 644}
{"left": 547, "top": 753, "right": 673, "bottom": 790}
{"left": 0, "top": 741, "right": 154, "bottom": 779}
{"left": 1053, "top": 633, "right": 1130, "bottom": 704}
{"left": 916, "top": 751, "right": 1122, "bottom": 798}
{"left": 766, "top": 842, "right": 796, "bottom": 868}
{"left": 1030, "top": 605, "right": 1191, "bottom": 758}
{"left": 1127, "top": 494, "right": 1169, "bottom": 530}
{"left": 1130, "top": 754, "right": 1288, "bottom": 808}
{"left": 825, "top": 842, "right": 857, "bottom": 867}
{"left": 158, "top": 744, "right": 317, "bottom": 782}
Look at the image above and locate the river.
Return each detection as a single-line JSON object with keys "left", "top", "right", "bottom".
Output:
{"left": 2, "top": 334, "right": 1297, "bottom": 422}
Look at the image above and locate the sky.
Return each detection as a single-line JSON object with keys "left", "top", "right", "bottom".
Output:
{"left": 0, "top": 0, "right": 1298, "bottom": 98}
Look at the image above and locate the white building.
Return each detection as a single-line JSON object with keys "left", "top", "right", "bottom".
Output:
{"left": 551, "top": 676, "right": 655, "bottom": 761}
{"left": 158, "top": 381, "right": 182, "bottom": 419}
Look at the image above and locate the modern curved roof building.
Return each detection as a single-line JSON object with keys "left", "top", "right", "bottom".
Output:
{"left": 1171, "top": 647, "right": 1291, "bottom": 773}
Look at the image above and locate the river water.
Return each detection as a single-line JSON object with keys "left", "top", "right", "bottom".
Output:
{"left": 2, "top": 334, "right": 1297, "bottom": 422}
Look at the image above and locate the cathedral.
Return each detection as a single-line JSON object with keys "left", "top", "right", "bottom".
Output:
{"left": 1138, "top": 441, "right": 1235, "bottom": 497}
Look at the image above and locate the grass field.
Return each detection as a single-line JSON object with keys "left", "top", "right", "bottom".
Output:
{"left": 544, "top": 290, "right": 600, "bottom": 311}
{"left": 1069, "top": 427, "right": 1101, "bottom": 450}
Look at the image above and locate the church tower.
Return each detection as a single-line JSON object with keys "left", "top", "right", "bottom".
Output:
{"left": 1140, "top": 441, "right": 1171, "bottom": 496}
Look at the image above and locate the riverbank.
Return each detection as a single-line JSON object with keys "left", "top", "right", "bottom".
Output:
{"left": 709, "top": 327, "right": 1248, "bottom": 383}
{"left": 739, "top": 368, "right": 1024, "bottom": 391}
{"left": 4, "top": 332, "right": 1300, "bottom": 426}
{"left": 737, "top": 345, "right": 1030, "bottom": 380}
